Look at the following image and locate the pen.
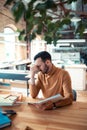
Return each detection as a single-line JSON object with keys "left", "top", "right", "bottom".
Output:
{"left": 4, "top": 95, "right": 11, "bottom": 99}
{"left": 15, "top": 101, "right": 35, "bottom": 105}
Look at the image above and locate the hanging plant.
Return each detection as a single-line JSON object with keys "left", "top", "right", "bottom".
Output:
{"left": 4, "top": 0, "right": 87, "bottom": 45}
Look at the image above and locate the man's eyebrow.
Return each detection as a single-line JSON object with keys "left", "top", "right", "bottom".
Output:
{"left": 36, "top": 65, "right": 40, "bottom": 68}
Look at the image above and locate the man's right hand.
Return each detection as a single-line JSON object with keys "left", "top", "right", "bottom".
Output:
{"left": 30, "top": 65, "right": 39, "bottom": 78}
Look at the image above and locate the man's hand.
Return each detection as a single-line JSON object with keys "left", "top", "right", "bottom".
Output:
{"left": 32, "top": 101, "right": 54, "bottom": 111}
{"left": 30, "top": 65, "right": 39, "bottom": 78}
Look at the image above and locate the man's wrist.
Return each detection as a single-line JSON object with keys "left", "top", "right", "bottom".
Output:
{"left": 53, "top": 103, "right": 56, "bottom": 109}
{"left": 29, "top": 77, "right": 35, "bottom": 85}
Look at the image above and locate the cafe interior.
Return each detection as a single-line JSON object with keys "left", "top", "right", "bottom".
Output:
{"left": 0, "top": 0, "right": 87, "bottom": 130}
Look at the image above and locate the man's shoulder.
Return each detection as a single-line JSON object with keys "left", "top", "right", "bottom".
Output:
{"left": 56, "top": 66, "right": 69, "bottom": 74}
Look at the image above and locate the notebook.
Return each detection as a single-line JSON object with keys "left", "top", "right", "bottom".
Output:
{"left": 26, "top": 94, "right": 64, "bottom": 104}
{"left": 0, "top": 112, "right": 11, "bottom": 128}
{"left": 17, "top": 94, "right": 64, "bottom": 105}
{"left": 34, "top": 94, "right": 63, "bottom": 104}
{"left": 0, "top": 95, "right": 18, "bottom": 106}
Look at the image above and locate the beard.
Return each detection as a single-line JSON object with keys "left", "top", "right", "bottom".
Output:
{"left": 41, "top": 64, "right": 49, "bottom": 74}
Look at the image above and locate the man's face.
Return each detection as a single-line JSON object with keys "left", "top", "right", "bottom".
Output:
{"left": 35, "top": 58, "right": 50, "bottom": 74}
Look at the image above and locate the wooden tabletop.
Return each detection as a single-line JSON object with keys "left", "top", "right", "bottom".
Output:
{"left": 1, "top": 99, "right": 87, "bottom": 130}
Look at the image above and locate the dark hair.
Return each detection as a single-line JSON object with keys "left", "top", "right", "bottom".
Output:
{"left": 34, "top": 51, "right": 51, "bottom": 62}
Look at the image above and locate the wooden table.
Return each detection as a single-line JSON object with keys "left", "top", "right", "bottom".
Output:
{"left": 1, "top": 100, "right": 87, "bottom": 130}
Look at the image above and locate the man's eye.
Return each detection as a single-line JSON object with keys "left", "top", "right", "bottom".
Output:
{"left": 37, "top": 66, "right": 40, "bottom": 68}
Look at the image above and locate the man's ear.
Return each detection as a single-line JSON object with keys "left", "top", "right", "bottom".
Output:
{"left": 45, "top": 60, "right": 50, "bottom": 64}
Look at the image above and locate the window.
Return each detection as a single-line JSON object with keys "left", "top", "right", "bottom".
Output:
{"left": 4, "top": 27, "right": 15, "bottom": 61}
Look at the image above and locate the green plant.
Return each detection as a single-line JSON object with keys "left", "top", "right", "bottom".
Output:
{"left": 4, "top": 0, "right": 87, "bottom": 45}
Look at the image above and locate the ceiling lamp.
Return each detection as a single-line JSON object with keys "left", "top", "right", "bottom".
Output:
{"left": 83, "top": 29, "right": 87, "bottom": 34}
{"left": 71, "top": 17, "right": 81, "bottom": 22}
{"left": 57, "top": 39, "right": 86, "bottom": 43}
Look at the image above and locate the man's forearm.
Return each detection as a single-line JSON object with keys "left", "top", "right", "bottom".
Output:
{"left": 29, "top": 83, "right": 39, "bottom": 98}
{"left": 55, "top": 97, "right": 73, "bottom": 108}
{"left": 29, "top": 77, "right": 35, "bottom": 85}
{"left": 29, "top": 76, "right": 40, "bottom": 98}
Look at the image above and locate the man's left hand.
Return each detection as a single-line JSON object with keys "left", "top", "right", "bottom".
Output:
{"left": 33, "top": 101, "right": 54, "bottom": 111}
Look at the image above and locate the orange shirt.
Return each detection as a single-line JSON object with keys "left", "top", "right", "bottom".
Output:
{"left": 29, "top": 64, "right": 73, "bottom": 102}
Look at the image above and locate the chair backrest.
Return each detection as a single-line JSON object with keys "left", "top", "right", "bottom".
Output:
{"left": 72, "top": 89, "right": 77, "bottom": 101}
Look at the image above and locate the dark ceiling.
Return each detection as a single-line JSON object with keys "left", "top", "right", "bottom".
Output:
{"left": 56, "top": 0, "right": 87, "bottom": 50}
